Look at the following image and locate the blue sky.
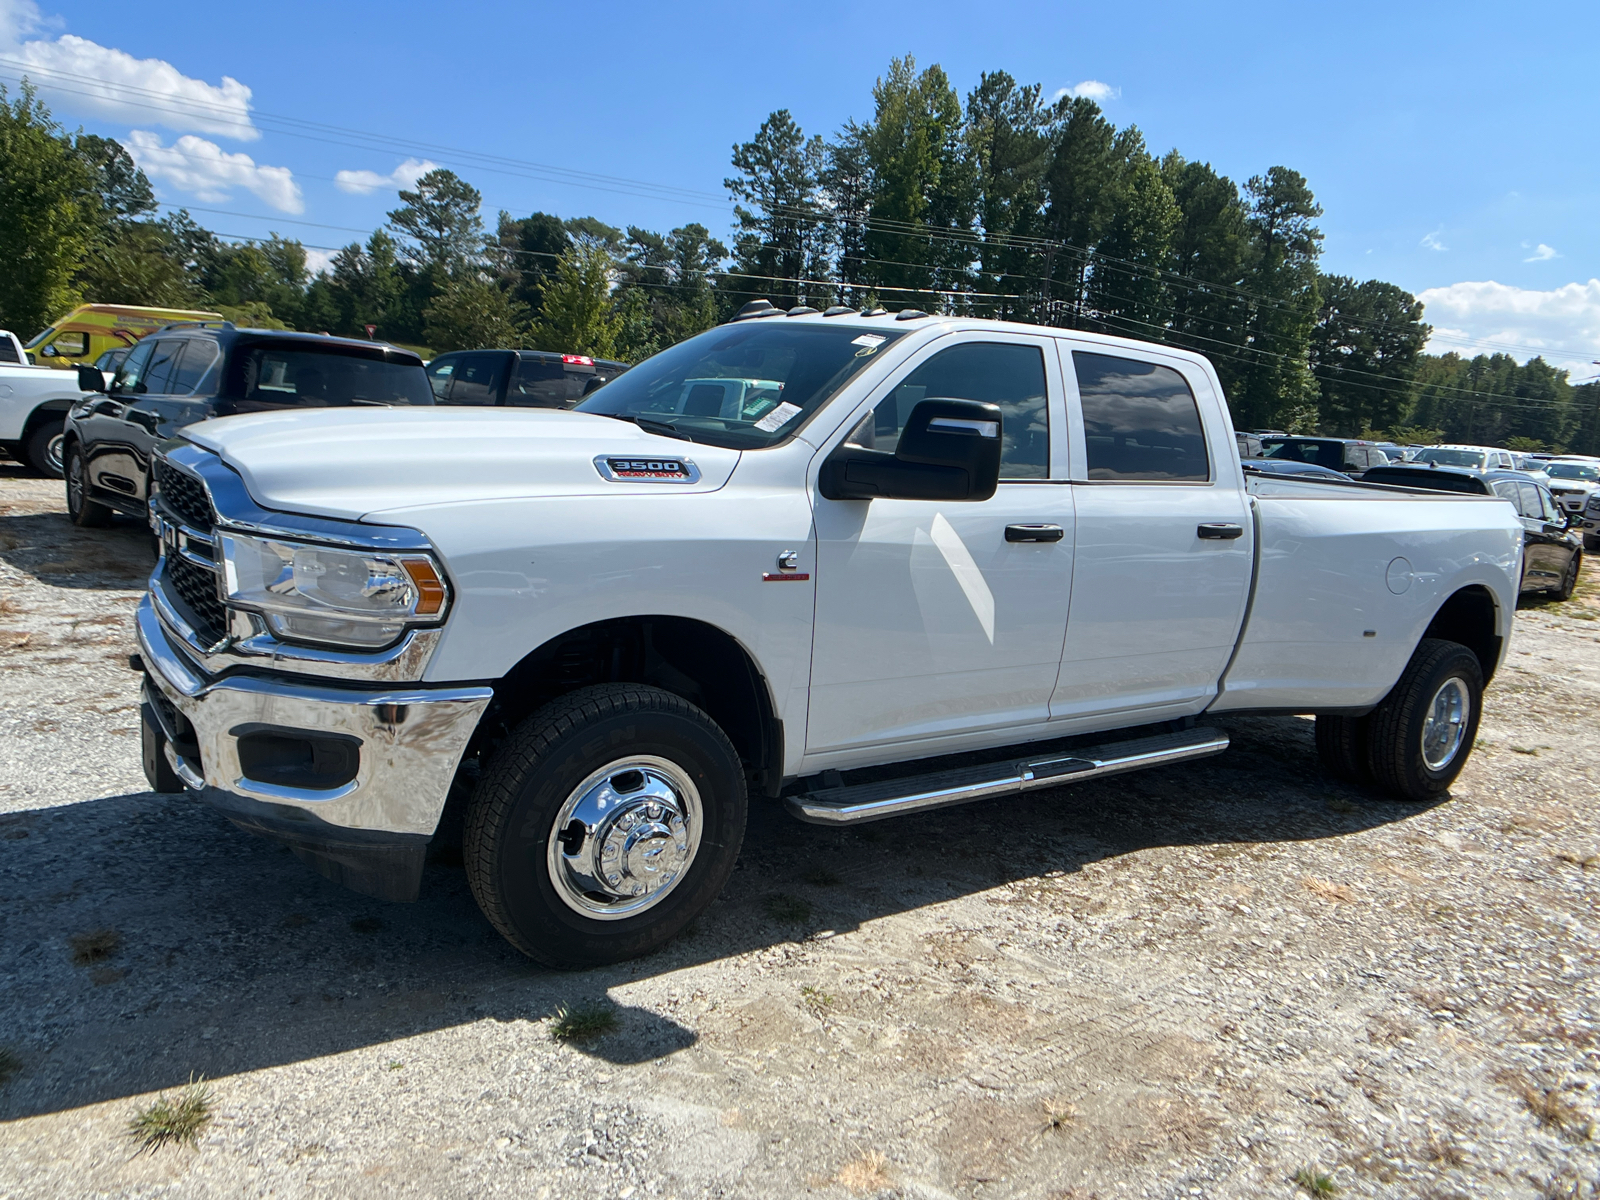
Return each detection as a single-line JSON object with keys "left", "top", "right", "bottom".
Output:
{"left": 4, "top": 0, "right": 1598, "bottom": 376}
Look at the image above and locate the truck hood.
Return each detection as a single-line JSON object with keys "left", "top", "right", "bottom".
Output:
{"left": 182, "top": 407, "right": 740, "bottom": 521}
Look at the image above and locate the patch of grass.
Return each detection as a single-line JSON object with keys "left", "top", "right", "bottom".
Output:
{"left": 1424, "top": 1124, "right": 1467, "bottom": 1166}
{"left": 1555, "top": 850, "right": 1599, "bottom": 870}
{"left": 68, "top": 928, "right": 120, "bottom": 965}
{"left": 1293, "top": 1166, "right": 1340, "bottom": 1197}
{"left": 385, "top": 1060, "right": 404, "bottom": 1071}
{"left": 0, "top": 1046, "right": 21, "bottom": 1086}
{"left": 800, "top": 985, "right": 834, "bottom": 1016}
{"left": 1518, "top": 1081, "right": 1590, "bottom": 1135}
{"left": 803, "top": 867, "right": 841, "bottom": 887}
{"left": 762, "top": 893, "right": 812, "bottom": 923}
{"left": 126, "top": 1077, "right": 213, "bottom": 1152}
{"left": 548, "top": 1000, "right": 619, "bottom": 1042}
{"left": 834, "top": 1149, "right": 892, "bottom": 1194}
{"left": 1302, "top": 876, "right": 1355, "bottom": 903}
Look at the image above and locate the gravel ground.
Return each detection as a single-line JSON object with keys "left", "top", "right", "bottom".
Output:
{"left": 1, "top": 461, "right": 1597, "bottom": 1199}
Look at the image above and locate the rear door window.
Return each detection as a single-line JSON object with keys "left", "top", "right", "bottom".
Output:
{"left": 1517, "top": 482, "right": 1546, "bottom": 521}
{"left": 510, "top": 358, "right": 571, "bottom": 407}
{"left": 167, "top": 340, "right": 221, "bottom": 395}
{"left": 447, "top": 353, "right": 508, "bottom": 406}
{"left": 1074, "top": 352, "right": 1208, "bottom": 481}
{"left": 112, "top": 341, "right": 155, "bottom": 394}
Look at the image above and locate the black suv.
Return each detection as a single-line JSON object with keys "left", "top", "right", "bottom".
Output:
{"left": 1259, "top": 436, "right": 1395, "bottom": 479}
{"left": 65, "top": 324, "right": 431, "bottom": 527}
{"left": 426, "top": 349, "right": 628, "bottom": 408}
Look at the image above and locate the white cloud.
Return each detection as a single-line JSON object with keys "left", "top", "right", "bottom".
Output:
{"left": 124, "top": 130, "right": 302, "bottom": 213}
{"left": 1421, "top": 230, "right": 1448, "bottom": 252}
{"left": 0, "top": 0, "right": 256, "bottom": 139}
{"left": 333, "top": 157, "right": 438, "bottom": 196}
{"left": 1052, "top": 80, "right": 1119, "bottom": 103}
{"left": 1523, "top": 242, "right": 1559, "bottom": 262}
{"left": 303, "top": 246, "right": 337, "bottom": 276}
{"left": 1417, "top": 279, "right": 1600, "bottom": 379}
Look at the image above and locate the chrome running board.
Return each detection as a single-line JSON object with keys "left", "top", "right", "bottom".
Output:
{"left": 786, "top": 727, "right": 1230, "bottom": 826}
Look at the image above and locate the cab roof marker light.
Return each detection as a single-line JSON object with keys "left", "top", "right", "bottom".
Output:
{"left": 822, "top": 306, "right": 853, "bottom": 317}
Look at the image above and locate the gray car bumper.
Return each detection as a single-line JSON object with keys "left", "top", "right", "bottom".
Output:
{"left": 136, "top": 595, "right": 492, "bottom": 898}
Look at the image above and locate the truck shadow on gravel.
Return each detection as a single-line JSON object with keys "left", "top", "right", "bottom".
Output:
{"left": 0, "top": 509, "right": 155, "bottom": 589}
{"left": 0, "top": 712, "right": 1431, "bottom": 1120}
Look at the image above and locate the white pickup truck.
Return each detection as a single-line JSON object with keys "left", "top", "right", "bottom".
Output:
{"left": 134, "top": 311, "right": 1524, "bottom": 967}
{"left": 0, "top": 359, "right": 91, "bottom": 475}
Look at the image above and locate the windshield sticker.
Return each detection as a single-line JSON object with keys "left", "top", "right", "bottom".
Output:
{"left": 753, "top": 401, "right": 803, "bottom": 433}
{"left": 851, "top": 334, "right": 886, "bottom": 348}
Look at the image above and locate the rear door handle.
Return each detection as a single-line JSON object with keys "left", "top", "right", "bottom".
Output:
{"left": 1006, "top": 523, "right": 1065, "bottom": 543}
{"left": 1197, "top": 522, "right": 1245, "bottom": 540}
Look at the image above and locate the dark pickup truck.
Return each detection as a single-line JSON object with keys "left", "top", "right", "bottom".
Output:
{"left": 64, "top": 324, "right": 431, "bottom": 528}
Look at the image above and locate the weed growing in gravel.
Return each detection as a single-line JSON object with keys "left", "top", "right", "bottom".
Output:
{"left": 1042, "top": 1100, "right": 1078, "bottom": 1133}
{"left": 1555, "top": 850, "right": 1599, "bottom": 870}
{"left": 0, "top": 1046, "right": 20, "bottom": 1086}
{"left": 548, "top": 1000, "right": 619, "bottom": 1042}
{"left": 763, "top": 893, "right": 812, "bottom": 923}
{"left": 1423, "top": 1124, "right": 1467, "bottom": 1166}
{"left": 1293, "top": 1166, "right": 1339, "bottom": 1196}
{"left": 1511, "top": 1076, "right": 1593, "bottom": 1138}
{"left": 68, "top": 928, "right": 120, "bottom": 965}
{"left": 803, "top": 868, "right": 841, "bottom": 887}
{"left": 800, "top": 985, "right": 833, "bottom": 1016}
{"left": 126, "top": 1076, "right": 213, "bottom": 1152}
{"left": 835, "top": 1149, "right": 891, "bottom": 1193}
{"left": 1303, "top": 876, "right": 1355, "bottom": 903}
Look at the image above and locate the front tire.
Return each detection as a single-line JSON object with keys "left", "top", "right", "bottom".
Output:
{"left": 1553, "top": 551, "right": 1581, "bottom": 601}
{"left": 24, "top": 421, "right": 65, "bottom": 478}
{"left": 1315, "top": 713, "right": 1373, "bottom": 785}
{"left": 464, "top": 684, "right": 748, "bottom": 969}
{"left": 1366, "top": 638, "right": 1483, "bottom": 803}
{"left": 64, "top": 444, "right": 112, "bottom": 528}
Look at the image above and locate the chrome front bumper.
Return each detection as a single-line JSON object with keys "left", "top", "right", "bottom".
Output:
{"left": 137, "top": 595, "right": 492, "bottom": 839}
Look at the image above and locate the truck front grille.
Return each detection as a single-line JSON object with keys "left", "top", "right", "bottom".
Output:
{"left": 155, "top": 461, "right": 214, "bottom": 531}
{"left": 165, "top": 555, "right": 227, "bottom": 645}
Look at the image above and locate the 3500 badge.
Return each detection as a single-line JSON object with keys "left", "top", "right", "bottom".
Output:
{"left": 594, "top": 455, "right": 702, "bottom": 483}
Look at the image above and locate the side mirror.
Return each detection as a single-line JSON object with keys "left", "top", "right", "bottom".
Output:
{"left": 820, "top": 399, "right": 1002, "bottom": 502}
{"left": 77, "top": 364, "right": 107, "bottom": 393}
{"left": 39, "top": 344, "right": 58, "bottom": 358}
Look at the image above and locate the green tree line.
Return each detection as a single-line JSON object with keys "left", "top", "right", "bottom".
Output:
{"left": 2, "top": 69, "right": 1594, "bottom": 452}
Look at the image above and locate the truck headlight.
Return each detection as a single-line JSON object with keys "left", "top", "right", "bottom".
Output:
{"left": 218, "top": 532, "right": 448, "bottom": 649}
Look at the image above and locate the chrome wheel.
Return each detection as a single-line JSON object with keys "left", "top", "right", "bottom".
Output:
{"left": 1420, "top": 676, "right": 1470, "bottom": 771}
{"left": 545, "top": 755, "right": 702, "bottom": 920}
{"left": 45, "top": 431, "right": 64, "bottom": 474}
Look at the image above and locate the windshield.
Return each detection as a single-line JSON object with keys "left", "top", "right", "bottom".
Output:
{"left": 575, "top": 323, "right": 905, "bottom": 449}
{"left": 230, "top": 345, "right": 432, "bottom": 408}
{"left": 1412, "top": 448, "right": 1487, "bottom": 468}
{"left": 1546, "top": 462, "right": 1600, "bottom": 481}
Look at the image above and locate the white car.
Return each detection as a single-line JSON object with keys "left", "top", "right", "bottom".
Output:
{"left": 134, "top": 310, "right": 1524, "bottom": 967}
{"left": 1409, "top": 444, "right": 1518, "bottom": 472}
{"left": 0, "top": 358, "right": 93, "bottom": 476}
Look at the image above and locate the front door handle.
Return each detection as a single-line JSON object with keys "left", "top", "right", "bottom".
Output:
{"left": 1006, "top": 523, "right": 1065, "bottom": 543}
{"left": 1197, "top": 522, "right": 1245, "bottom": 540}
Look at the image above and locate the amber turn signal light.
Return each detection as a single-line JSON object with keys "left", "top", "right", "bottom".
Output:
{"left": 400, "top": 557, "right": 448, "bottom": 615}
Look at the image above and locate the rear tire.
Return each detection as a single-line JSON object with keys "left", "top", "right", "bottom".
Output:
{"left": 1315, "top": 713, "right": 1373, "bottom": 785}
{"left": 464, "top": 684, "right": 747, "bottom": 969}
{"left": 1553, "top": 551, "right": 1581, "bottom": 601}
{"left": 24, "top": 420, "right": 65, "bottom": 478}
{"left": 64, "top": 444, "right": 112, "bottom": 528}
{"left": 1366, "top": 638, "right": 1483, "bottom": 803}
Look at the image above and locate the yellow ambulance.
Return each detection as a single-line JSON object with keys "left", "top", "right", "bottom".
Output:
{"left": 25, "top": 304, "right": 224, "bottom": 369}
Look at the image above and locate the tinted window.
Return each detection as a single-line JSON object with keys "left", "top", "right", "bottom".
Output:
{"left": 853, "top": 342, "right": 1049, "bottom": 479}
{"left": 168, "top": 340, "right": 220, "bottom": 395}
{"left": 1517, "top": 482, "right": 1545, "bottom": 521}
{"left": 233, "top": 346, "right": 432, "bottom": 408}
{"left": 0, "top": 337, "right": 18, "bottom": 364}
{"left": 140, "top": 340, "right": 185, "bottom": 394}
{"left": 112, "top": 341, "right": 156, "bottom": 394}
{"left": 576, "top": 323, "right": 906, "bottom": 451}
{"left": 1075, "top": 352, "right": 1208, "bottom": 481}
{"left": 510, "top": 358, "right": 573, "bottom": 408}
{"left": 445, "top": 353, "right": 508, "bottom": 406}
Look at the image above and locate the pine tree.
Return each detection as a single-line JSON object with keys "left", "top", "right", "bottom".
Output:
{"left": 724, "top": 110, "right": 829, "bottom": 310}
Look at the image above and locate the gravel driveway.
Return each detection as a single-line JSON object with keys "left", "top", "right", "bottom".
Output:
{"left": 1, "top": 463, "right": 1597, "bottom": 1199}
